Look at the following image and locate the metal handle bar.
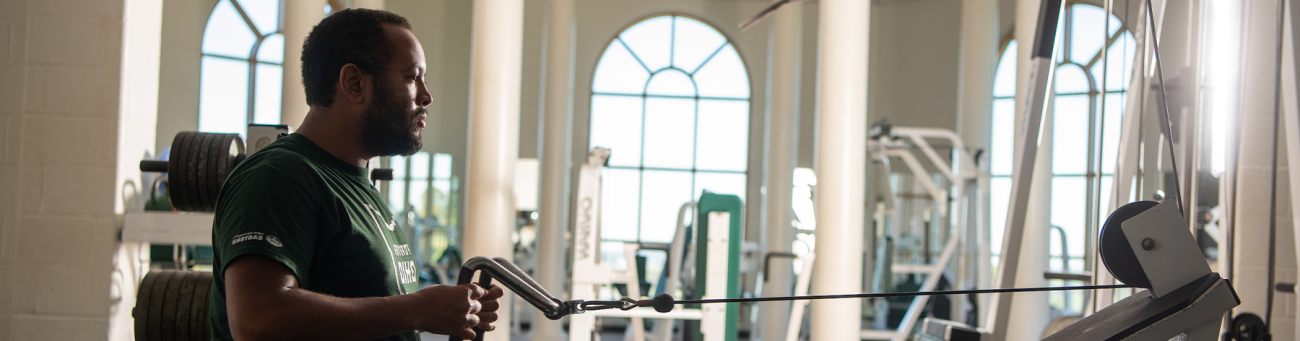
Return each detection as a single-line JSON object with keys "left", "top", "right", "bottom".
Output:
{"left": 448, "top": 256, "right": 582, "bottom": 341}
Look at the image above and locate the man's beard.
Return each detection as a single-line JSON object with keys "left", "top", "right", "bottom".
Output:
{"left": 361, "top": 80, "right": 424, "bottom": 157}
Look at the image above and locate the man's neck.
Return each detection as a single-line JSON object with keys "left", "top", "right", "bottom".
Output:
{"left": 295, "top": 108, "right": 374, "bottom": 167}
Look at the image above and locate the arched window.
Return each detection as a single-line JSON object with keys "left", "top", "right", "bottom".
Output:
{"left": 989, "top": 4, "right": 1136, "bottom": 313}
{"left": 199, "top": 0, "right": 284, "bottom": 136}
{"left": 588, "top": 15, "right": 750, "bottom": 248}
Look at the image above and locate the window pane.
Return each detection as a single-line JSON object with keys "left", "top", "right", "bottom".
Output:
{"left": 639, "top": 170, "right": 693, "bottom": 243}
{"left": 1049, "top": 176, "right": 1087, "bottom": 261}
{"left": 593, "top": 41, "right": 651, "bottom": 94}
{"left": 991, "top": 98, "right": 1016, "bottom": 176}
{"left": 1052, "top": 94, "right": 1089, "bottom": 175}
{"left": 672, "top": 17, "right": 727, "bottom": 73}
{"left": 257, "top": 33, "right": 284, "bottom": 63}
{"left": 694, "top": 172, "right": 745, "bottom": 199}
{"left": 619, "top": 16, "right": 673, "bottom": 71}
{"left": 1069, "top": 5, "right": 1107, "bottom": 64}
{"left": 410, "top": 179, "right": 428, "bottom": 217}
{"left": 388, "top": 178, "right": 406, "bottom": 212}
{"left": 589, "top": 95, "right": 644, "bottom": 167}
{"left": 202, "top": 0, "right": 256, "bottom": 58}
{"left": 642, "top": 97, "right": 695, "bottom": 169}
{"left": 994, "top": 40, "right": 1018, "bottom": 98}
{"left": 432, "top": 179, "right": 451, "bottom": 224}
{"left": 391, "top": 155, "right": 407, "bottom": 179}
{"left": 433, "top": 153, "right": 452, "bottom": 179}
{"left": 1100, "top": 92, "right": 1125, "bottom": 173}
{"left": 990, "top": 177, "right": 1012, "bottom": 255}
{"left": 695, "top": 99, "right": 749, "bottom": 171}
{"left": 693, "top": 45, "right": 749, "bottom": 99}
{"left": 601, "top": 168, "right": 641, "bottom": 241}
{"left": 410, "top": 152, "right": 430, "bottom": 179}
{"left": 646, "top": 69, "right": 696, "bottom": 97}
{"left": 1098, "top": 175, "right": 1113, "bottom": 224}
{"left": 253, "top": 63, "right": 282, "bottom": 125}
{"left": 238, "top": 0, "right": 281, "bottom": 35}
{"left": 1103, "top": 33, "right": 1136, "bottom": 92}
{"left": 199, "top": 56, "right": 250, "bottom": 135}
{"left": 1054, "top": 64, "right": 1090, "bottom": 94}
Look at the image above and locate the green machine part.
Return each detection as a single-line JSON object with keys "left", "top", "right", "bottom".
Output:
{"left": 687, "top": 192, "right": 742, "bottom": 341}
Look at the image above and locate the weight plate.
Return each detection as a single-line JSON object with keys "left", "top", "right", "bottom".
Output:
{"left": 184, "top": 271, "right": 211, "bottom": 341}
{"left": 1099, "top": 200, "right": 1159, "bottom": 289}
{"left": 184, "top": 131, "right": 204, "bottom": 212}
{"left": 192, "top": 272, "right": 214, "bottom": 341}
{"left": 146, "top": 270, "right": 178, "bottom": 341}
{"left": 172, "top": 271, "right": 198, "bottom": 341}
{"left": 195, "top": 133, "right": 215, "bottom": 212}
{"left": 182, "top": 132, "right": 204, "bottom": 212}
{"left": 214, "top": 134, "right": 238, "bottom": 209}
{"left": 134, "top": 270, "right": 163, "bottom": 341}
{"left": 159, "top": 271, "right": 192, "bottom": 339}
{"left": 209, "top": 134, "right": 230, "bottom": 211}
{"left": 167, "top": 132, "right": 190, "bottom": 211}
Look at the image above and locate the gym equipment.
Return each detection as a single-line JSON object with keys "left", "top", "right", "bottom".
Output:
{"left": 139, "top": 131, "right": 395, "bottom": 212}
{"left": 450, "top": 193, "right": 1239, "bottom": 340}
{"left": 132, "top": 270, "right": 213, "bottom": 341}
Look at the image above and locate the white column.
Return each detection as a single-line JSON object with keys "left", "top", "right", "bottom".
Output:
{"left": 1000, "top": 0, "right": 1052, "bottom": 338}
{"left": 351, "top": 0, "right": 384, "bottom": 9}
{"left": 281, "top": 0, "right": 326, "bottom": 129}
{"left": 533, "top": 0, "right": 575, "bottom": 339}
{"left": 810, "top": 1, "right": 868, "bottom": 340}
{"left": 955, "top": 0, "right": 997, "bottom": 326}
{"left": 464, "top": 1, "right": 523, "bottom": 341}
{"left": 759, "top": 2, "right": 802, "bottom": 340}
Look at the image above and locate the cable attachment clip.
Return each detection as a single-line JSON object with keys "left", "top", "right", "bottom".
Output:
{"left": 580, "top": 297, "right": 643, "bottom": 311}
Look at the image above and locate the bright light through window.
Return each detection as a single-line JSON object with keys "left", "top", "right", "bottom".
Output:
{"left": 199, "top": 0, "right": 284, "bottom": 137}
{"left": 589, "top": 15, "right": 750, "bottom": 245}
{"left": 988, "top": 4, "right": 1136, "bottom": 314}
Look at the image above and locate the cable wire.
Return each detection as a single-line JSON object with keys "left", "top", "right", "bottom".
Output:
{"left": 671, "top": 284, "right": 1137, "bottom": 305}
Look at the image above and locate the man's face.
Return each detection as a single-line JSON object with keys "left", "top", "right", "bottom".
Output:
{"left": 361, "top": 25, "right": 430, "bottom": 157}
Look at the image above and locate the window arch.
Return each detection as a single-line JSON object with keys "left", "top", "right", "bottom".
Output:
{"left": 989, "top": 3, "right": 1136, "bottom": 313}
{"left": 588, "top": 15, "right": 751, "bottom": 245}
{"left": 199, "top": 0, "right": 284, "bottom": 136}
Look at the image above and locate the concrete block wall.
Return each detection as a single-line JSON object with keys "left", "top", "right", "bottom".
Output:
{"left": 0, "top": 0, "right": 158, "bottom": 340}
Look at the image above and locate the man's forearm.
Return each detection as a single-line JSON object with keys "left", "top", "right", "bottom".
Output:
{"left": 231, "top": 287, "right": 417, "bottom": 341}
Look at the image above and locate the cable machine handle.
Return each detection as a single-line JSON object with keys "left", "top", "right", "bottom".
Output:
{"left": 447, "top": 256, "right": 578, "bottom": 341}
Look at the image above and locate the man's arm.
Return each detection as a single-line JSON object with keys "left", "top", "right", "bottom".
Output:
{"left": 225, "top": 255, "right": 503, "bottom": 341}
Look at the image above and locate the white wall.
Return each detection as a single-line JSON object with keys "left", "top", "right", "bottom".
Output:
{"left": 0, "top": 0, "right": 158, "bottom": 339}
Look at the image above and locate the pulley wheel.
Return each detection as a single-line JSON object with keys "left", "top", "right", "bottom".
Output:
{"left": 1099, "top": 200, "right": 1159, "bottom": 289}
{"left": 1231, "top": 313, "right": 1268, "bottom": 341}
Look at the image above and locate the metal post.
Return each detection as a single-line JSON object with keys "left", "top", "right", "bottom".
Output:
{"left": 280, "top": 0, "right": 326, "bottom": 129}
{"left": 464, "top": 1, "right": 524, "bottom": 340}
{"left": 533, "top": 0, "right": 575, "bottom": 339}
{"left": 810, "top": 1, "right": 868, "bottom": 340}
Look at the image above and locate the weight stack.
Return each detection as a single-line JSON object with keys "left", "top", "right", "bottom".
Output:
{"left": 133, "top": 270, "right": 213, "bottom": 341}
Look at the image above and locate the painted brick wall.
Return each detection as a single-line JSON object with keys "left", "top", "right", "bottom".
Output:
{"left": 0, "top": 0, "right": 159, "bottom": 340}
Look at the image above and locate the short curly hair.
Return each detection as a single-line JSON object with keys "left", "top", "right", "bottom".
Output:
{"left": 300, "top": 8, "right": 412, "bottom": 107}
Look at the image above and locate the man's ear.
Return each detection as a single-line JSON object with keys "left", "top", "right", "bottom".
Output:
{"left": 337, "top": 63, "right": 369, "bottom": 105}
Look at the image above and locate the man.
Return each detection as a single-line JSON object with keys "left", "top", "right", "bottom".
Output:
{"left": 210, "top": 9, "right": 503, "bottom": 341}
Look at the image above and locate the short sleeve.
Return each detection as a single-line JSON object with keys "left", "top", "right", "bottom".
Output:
{"left": 212, "top": 153, "right": 329, "bottom": 286}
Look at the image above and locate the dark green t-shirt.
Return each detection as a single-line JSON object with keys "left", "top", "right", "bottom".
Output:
{"left": 210, "top": 133, "right": 419, "bottom": 341}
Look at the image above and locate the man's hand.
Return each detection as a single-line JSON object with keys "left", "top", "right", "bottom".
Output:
{"left": 408, "top": 283, "right": 505, "bottom": 339}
